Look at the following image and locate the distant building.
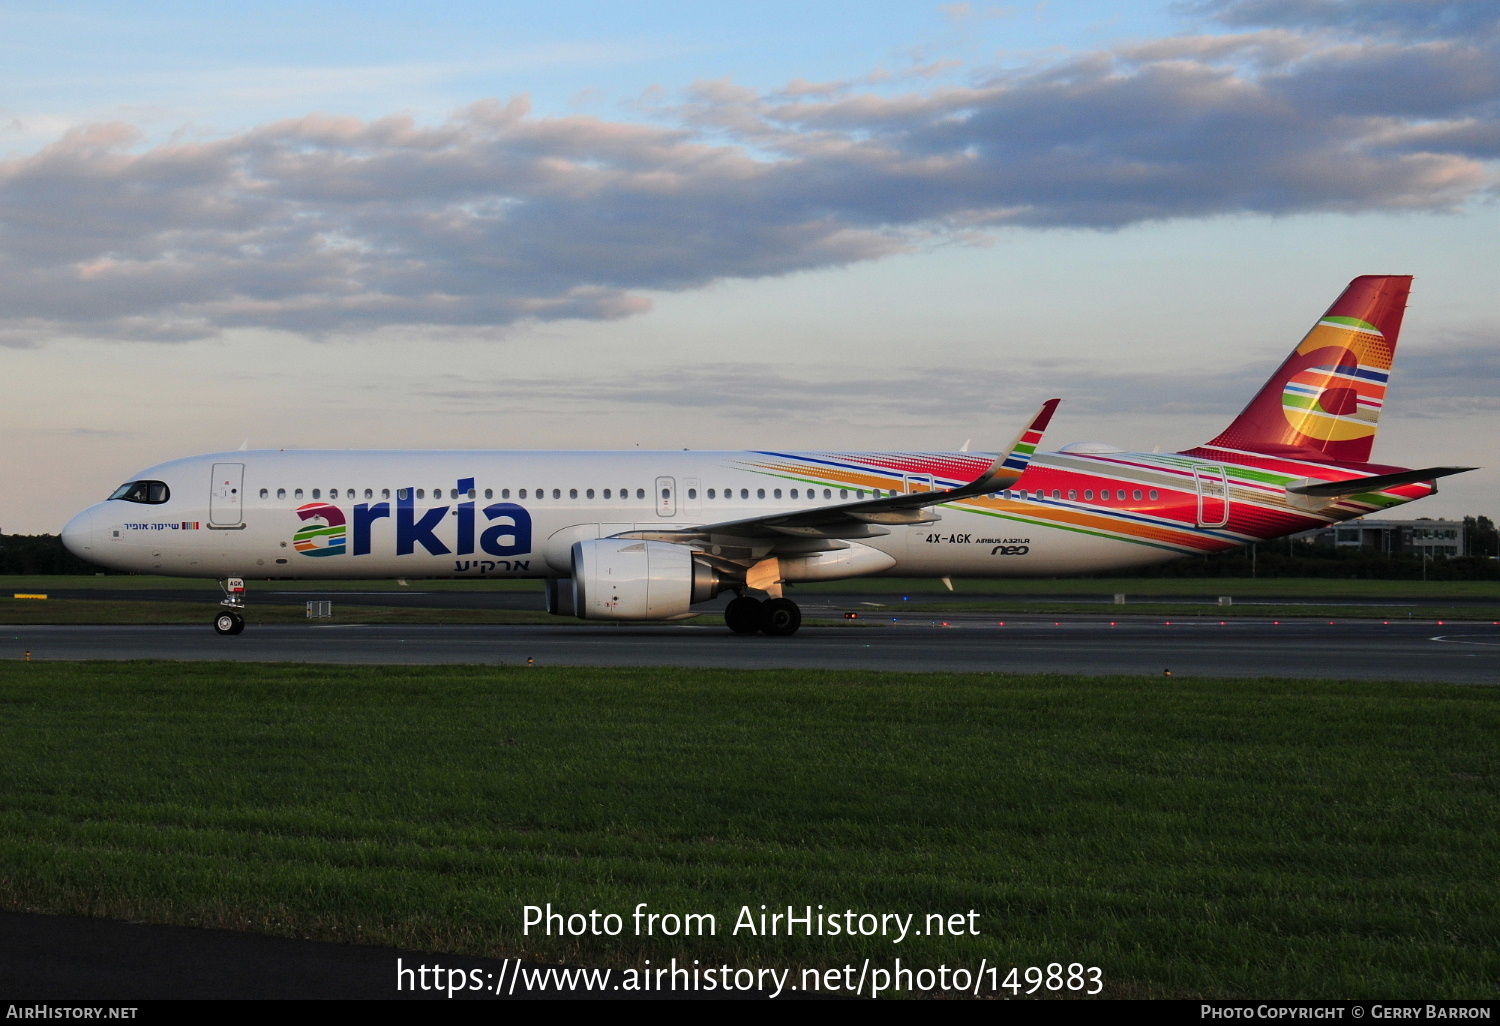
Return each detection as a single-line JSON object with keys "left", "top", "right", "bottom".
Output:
{"left": 1294, "top": 518, "right": 1467, "bottom": 558}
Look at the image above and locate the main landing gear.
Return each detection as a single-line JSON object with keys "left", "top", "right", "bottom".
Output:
{"left": 214, "top": 577, "right": 247, "bottom": 635}
{"left": 724, "top": 595, "right": 802, "bottom": 637}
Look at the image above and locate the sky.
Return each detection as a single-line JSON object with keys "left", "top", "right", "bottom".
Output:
{"left": 2, "top": 0, "right": 1497, "bottom": 534}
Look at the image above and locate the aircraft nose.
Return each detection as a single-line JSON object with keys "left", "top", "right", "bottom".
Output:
{"left": 61, "top": 506, "right": 99, "bottom": 559}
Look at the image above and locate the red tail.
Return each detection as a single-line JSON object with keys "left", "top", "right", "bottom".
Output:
{"left": 1206, "top": 275, "right": 1412, "bottom": 464}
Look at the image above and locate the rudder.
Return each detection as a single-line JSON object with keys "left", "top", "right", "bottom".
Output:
{"left": 1206, "top": 275, "right": 1412, "bottom": 463}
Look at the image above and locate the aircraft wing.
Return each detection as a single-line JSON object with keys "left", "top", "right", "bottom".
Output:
{"left": 1286, "top": 466, "right": 1477, "bottom": 498}
{"left": 628, "top": 399, "right": 1060, "bottom": 548}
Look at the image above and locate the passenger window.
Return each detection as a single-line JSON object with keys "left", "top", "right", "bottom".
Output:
{"left": 552, "top": 488, "right": 560, "bottom": 499}
{"left": 382, "top": 489, "right": 390, "bottom": 499}
{"left": 839, "top": 489, "right": 847, "bottom": 500}
{"left": 636, "top": 488, "right": 645, "bottom": 499}
{"left": 1149, "top": 489, "right": 1159, "bottom": 500}
{"left": 741, "top": 488, "right": 749, "bottom": 499}
{"left": 774, "top": 488, "right": 782, "bottom": 499}
{"left": 259, "top": 488, "right": 268, "bottom": 499}
{"left": 687, "top": 488, "right": 696, "bottom": 499}
{"left": 823, "top": 489, "right": 831, "bottom": 499}
{"left": 662, "top": 488, "right": 671, "bottom": 499}
{"left": 277, "top": 488, "right": 286, "bottom": 500}
{"left": 756, "top": 488, "right": 765, "bottom": 499}
{"left": 313, "top": 489, "right": 321, "bottom": 499}
{"left": 1118, "top": 490, "right": 1127, "bottom": 501}
{"left": 602, "top": 489, "right": 610, "bottom": 499}
{"left": 1052, "top": 489, "right": 1061, "bottom": 499}
{"left": 519, "top": 489, "right": 527, "bottom": 499}
{"left": 570, "top": 489, "right": 578, "bottom": 499}
{"left": 586, "top": 488, "right": 594, "bottom": 499}
{"left": 789, "top": 488, "right": 797, "bottom": 499}
{"left": 1019, "top": 490, "right": 1028, "bottom": 500}
{"left": 1084, "top": 489, "right": 1093, "bottom": 500}
{"left": 1133, "top": 489, "right": 1142, "bottom": 501}
{"left": 295, "top": 488, "right": 305, "bottom": 499}
{"left": 415, "top": 489, "right": 423, "bottom": 499}
{"left": 1068, "top": 490, "right": 1077, "bottom": 500}
{"left": 364, "top": 488, "right": 373, "bottom": 500}
{"left": 707, "top": 488, "right": 715, "bottom": 499}
{"left": 397, "top": 488, "right": 408, "bottom": 500}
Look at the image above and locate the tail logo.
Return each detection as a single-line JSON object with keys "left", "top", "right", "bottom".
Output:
{"left": 294, "top": 502, "right": 347, "bottom": 557}
{"left": 1280, "top": 317, "right": 1392, "bottom": 443}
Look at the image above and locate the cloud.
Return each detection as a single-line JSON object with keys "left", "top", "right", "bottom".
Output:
{"left": 0, "top": 11, "right": 1497, "bottom": 345}
{"left": 419, "top": 359, "right": 1274, "bottom": 425}
{"left": 420, "top": 332, "right": 1500, "bottom": 426}
{"left": 1192, "top": 0, "right": 1500, "bottom": 39}
{"left": 1395, "top": 334, "right": 1500, "bottom": 414}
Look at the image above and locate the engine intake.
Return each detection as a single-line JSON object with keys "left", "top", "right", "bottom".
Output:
{"left": 570, "top": 539, "right": 721, "bottom": 620}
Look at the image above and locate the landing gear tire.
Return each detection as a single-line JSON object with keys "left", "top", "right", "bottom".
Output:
{"left": 759, "top": 598, "right": 802, "bottom": 637}
{"left": 214, "top": 612, "right": 245, "bottom": 635}
{"left": 724, "top": 596, "right": 763, "bottom": 634}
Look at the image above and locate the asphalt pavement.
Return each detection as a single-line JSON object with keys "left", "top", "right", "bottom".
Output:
{"left": 5, "top": 616, "right": 1497, "bottom": 683}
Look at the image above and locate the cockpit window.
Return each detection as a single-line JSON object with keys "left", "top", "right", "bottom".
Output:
{"left": 108, "top": 480, "right": 170, "bottom": 504}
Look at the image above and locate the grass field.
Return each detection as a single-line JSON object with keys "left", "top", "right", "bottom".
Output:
{"left": 0, "top": 661, "right": 1495, "bottom": 998}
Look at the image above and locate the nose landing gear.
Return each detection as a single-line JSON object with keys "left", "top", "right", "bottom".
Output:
{"left": 214, "top": 577, "right": 247, "bottom": 635}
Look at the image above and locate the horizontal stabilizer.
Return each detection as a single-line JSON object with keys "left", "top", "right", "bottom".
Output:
{"left": 1286, "top": 466, "right": 1476, "bottom": 498}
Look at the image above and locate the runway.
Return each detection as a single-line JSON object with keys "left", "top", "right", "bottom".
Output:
{"left": 6, "top": 616, "right": 1497, "bottom": 684}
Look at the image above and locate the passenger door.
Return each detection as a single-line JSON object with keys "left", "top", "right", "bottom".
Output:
{"left": 1193, "top": 465, "right": 1230, "bottom": 528}
{"left": 209, "top": 463, "right": 244, "bottom": 527}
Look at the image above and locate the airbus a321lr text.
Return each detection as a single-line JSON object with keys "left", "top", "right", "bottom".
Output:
{"left": 62, "top": 275, "right": 1474, "bottom": 636}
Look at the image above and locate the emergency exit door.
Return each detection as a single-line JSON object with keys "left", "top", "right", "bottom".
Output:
{"left": 655, "top": 476, "right": 676, "bottom": 517}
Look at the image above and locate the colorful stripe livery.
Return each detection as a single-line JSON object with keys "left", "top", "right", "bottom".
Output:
{"left": 1208, "top": 275, "right": 1409, "bottom": 463}
{"left": 736, "top": 446, "right": 1435, "bottom": 559}
{"left": 293, "top": 502, "right": 347, "bottom": 556}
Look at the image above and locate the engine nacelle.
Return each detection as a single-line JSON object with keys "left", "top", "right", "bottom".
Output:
{"left": 570, "top": 539, "right": 722, "bottom": 620}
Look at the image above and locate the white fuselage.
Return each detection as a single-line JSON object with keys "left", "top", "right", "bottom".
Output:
{"left": 62, "top": 448, "right": 1211, "bottom": 582}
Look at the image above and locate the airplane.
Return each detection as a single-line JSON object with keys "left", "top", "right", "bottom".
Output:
{"left": 60, "top": 274, "right": 1474, "bottom": 637}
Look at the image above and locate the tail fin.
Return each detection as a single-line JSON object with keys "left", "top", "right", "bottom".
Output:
{"left": 1205, "top": 275, "right": 1412, "bottom": 464}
